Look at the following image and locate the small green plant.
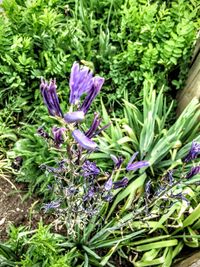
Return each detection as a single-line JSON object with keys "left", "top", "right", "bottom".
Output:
{"left": 0, "top": 222, "right": 79, "bottom": 267}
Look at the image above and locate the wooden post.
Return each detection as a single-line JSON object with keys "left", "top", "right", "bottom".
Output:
{"left": 177, "top": 39, "right": 200, "bottom": 116}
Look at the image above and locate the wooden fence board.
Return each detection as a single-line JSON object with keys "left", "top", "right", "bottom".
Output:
{"left": 177, "top": 40, "right": 200, "bottom": 116}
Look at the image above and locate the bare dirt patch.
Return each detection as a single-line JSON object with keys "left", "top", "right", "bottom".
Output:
{"left": 0, "top": 176, "right": 41, "bottom": 241}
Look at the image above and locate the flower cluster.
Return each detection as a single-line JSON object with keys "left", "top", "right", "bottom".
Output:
{"left": 40, "top": 62, "right": 105, "bottom": 151}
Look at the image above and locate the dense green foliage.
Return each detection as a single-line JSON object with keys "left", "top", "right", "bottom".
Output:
{"left": 0, "top": 0, "right": 199, "bottom": 111}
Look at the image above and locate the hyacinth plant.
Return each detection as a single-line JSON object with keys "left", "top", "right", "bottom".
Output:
{"left": 37, "top": 62, "right": 150, "bottom": 266}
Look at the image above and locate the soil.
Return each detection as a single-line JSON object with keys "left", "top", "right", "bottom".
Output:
{"left": 0, "top": 176, "right": 42, "bottom": 241}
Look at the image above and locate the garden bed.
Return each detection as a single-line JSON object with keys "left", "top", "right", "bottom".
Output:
{"left": 0, "top": 0, "right": 200, "bottom": 266}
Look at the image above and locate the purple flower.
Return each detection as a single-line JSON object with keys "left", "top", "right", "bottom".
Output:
{"left": 80, "top": 77, "right": 105, "bottom": 114}
{"left": 69, "top": 62, "right": 93, "bottom": 105}
{"left": 82, "top": 160, "right": 100, "bottom": 177}
{"left": 104, "top": 177, "right": 113, "bottom": 191}
{"left": 186, "top": 165, "right": 200, "bottom": 179}
{"left": 72, "top": 129, "right": 98, "bottom": 151}
{"left": 85, "top": 113, "right": 110, "bottom": 139}
{"left": 64, "top": 111, "right": 85, "bottom": 123}
{"left": 126, "top": 152, "right": 149, "bottom": 171}
{"left": 113, "top": 177, "right": 129, "bottom": 189}
{"left": 43, "top": 200, "right": 60, "bottom": 212}
{"left": 111, "top": 155, "right": 124, "bottom": 169}
{"left": 184, "top": 141, "right": 200, "bottom": 163}
{"left": 52, "top": 127, "right": 66, "bottom": 147}
{"left": 85, "top": 113, "right": 102, "bottom": 138}
{"left": 40, "top": 78, "right": 63, "bottom": 117}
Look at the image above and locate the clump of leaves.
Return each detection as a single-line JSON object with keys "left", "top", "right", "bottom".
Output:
{"left": 93, "top": 80, "right": 200, "bottom": 266}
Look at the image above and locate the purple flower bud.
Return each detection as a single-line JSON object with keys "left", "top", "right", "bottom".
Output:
{"left": 126, "top": 161, "right": 149, "bottom": 171}
{"left": 104, "top": 177, "right": 113, "bottom": 191}
{"left": 127, "top": 152, "right": 149, "bottom": 171}
{"left": 69, "top": 62, "right": 93, "bottom": 105}
{"left": 37, "top": 126, "right": 51, "bottom": 139}
{"left": 186, "top": 165, "right": 200, "bottom": 179}
{"left": 184, "top": 141, "right": 200, "bottom": 163}
{"left": 52, "top": 127, "right": 66, "bottom": 147}
{"left": 111, "top": 155, "right": 124, "bottom": 169}
{"left": 80, "top": 77, "right": 105, "bottom": 114}
{"left": 82, "top": 160, "right": 100, "bottom": 177}
{"left": 85, "top": 113, "right": 102, "bottom": 138}
{"left": 40, "top": 78, "right": 63, "bottom": 117}
{"left": 113, "top": 177, "right": 129, "bottom": 189}
{"left": 72, "top": 129, "right": 98, "bottom": 151}
{"left": 64, "top": 111, "right": 85, "bottom": 123}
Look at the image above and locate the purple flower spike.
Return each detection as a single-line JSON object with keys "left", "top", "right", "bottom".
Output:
{"left": 184, "top": 141, "right": 200, "bottom": 163}
{"left": 113, "top": 177, "right": 129, "bottom": 189}
{"left": 82, "top": 160, "right": 100, "bottom": 177}
{"left": 186, "top": 165, "right": 200, "bottom": 179}
{"left": 40, "top": 78, "right": 63, "bottom": 117}
{"left": 72, "top": 129, "right": 98, "bottom": 151}
{"left": 104, "top": 177, "right": 113, "bottom": 191}
{"left": 127, "top": 152, "right": 149, "bottom": 171}
{"left": 64, "top": 111, "right": 85, "bottom": 123}
{"left": 52, "top": 127, "right": 66, "bottom": 147}
{"left": 69, "top": 62, "right": 93, "bottom": 105}
{"left": 80, "top": 76, "right": 105, "bottom": 114}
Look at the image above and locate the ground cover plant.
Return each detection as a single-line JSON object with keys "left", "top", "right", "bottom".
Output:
{"left": 0, "top": 62, "right": 200, "bottom": 266}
